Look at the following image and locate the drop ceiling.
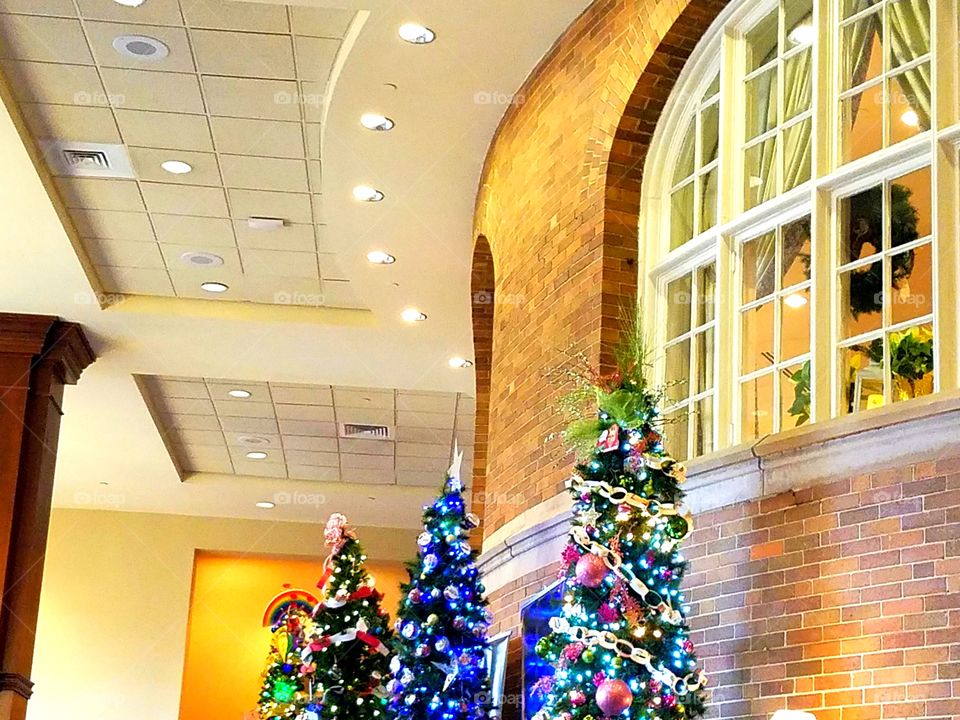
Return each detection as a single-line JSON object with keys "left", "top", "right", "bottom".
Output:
{"left": 0, "top": 0, "right": 593, "bottom": 528}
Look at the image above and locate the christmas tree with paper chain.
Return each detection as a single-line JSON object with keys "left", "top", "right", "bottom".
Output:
{"left": 306, "top": 513, "right": 394, "bottom": 720}
{"left": 387, "top": 445, "right": 493, "bottom": 720}
{"left": 531, "top": 317, "right": 707, "bottom": 720}
{"left": 257, "top": 605, "right": 317, "bottom": 720}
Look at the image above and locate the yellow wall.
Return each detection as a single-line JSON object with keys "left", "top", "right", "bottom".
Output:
{"left": 27, "top": 509, "right": 415, "bottom": 720}
{"left": 180, "top": 552, "right": 406, "bottom": 720}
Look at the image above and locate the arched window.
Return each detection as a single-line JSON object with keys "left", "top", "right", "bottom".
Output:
{"left": 640, "top": 0, "right": 957, "bottom": 461}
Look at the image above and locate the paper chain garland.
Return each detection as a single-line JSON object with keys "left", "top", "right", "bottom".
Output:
{"left": 566, "top": 475, "right": 693, "bottom": 533}
{"left": 549, "top": 616, "right": 707, "bottom": 696}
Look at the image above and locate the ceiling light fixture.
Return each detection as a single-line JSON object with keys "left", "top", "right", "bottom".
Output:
{"left": 180, "top": 251, "right": 224, "bottom": 267}
{"left": 448, "top": 357, "right": 474, "bottom": 369}
{"left": 360, "top": 113, "right": 395, "bottom": 132}
{"left": 901, "top": 109, "right": 920, "bottom": 127}
{"left": 161, "top": 159, "right": 192, "bottom": 175}
{"left": 784, "top": 292, "right": 808, "bottom": 309}
{"left": 246, "top": 451, "right": 268, "bottom": 460}
{"left": 367, "top": 250, "right": 396, "bottom": 265}
{"left": 113, "top": 0, "right": 146, "bottom": 6}
{"left": 401, "top": 308, "right": 427, "bottom": 323}
{"left": 247, "top": 216, "right": 285, "bottom": 231}
{"left": 353, "top": 185, "right": 384, "bottom": 202}
{"left": 399, "top": 22, "right": 436, "bottom": 44}
{"left": 255, "top": 501, "right": 275, "bottom": 509}
{"left": 200, "top": 281, "right": 229, "bottom": 293}
{"left": 787, "top": 22, "right": 815, "bottom": 46}
{"left": 228, "top": 389, "right": 252, "bottom": 399}
{"left": 113, "top": 34, "right": 169, "bottom": 60}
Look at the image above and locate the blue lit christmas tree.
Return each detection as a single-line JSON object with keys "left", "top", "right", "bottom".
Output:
{"left": 531, "top": 318, "right": 707, "bottom": 720}
{"left": 387, "top": 446, "right": 493, "bottom": 720}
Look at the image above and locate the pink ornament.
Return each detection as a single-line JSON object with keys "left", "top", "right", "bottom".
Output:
{"left": 569, "top": 690, "right": 587, "bottom": 707}
{"left": 593, "top": 672, "right": 606, "bottom": 687}
{"left": 575, "top": 553, "right": 607, "bottom": 588}
{"left": 596, "top": 679, "right": 633, "bottom": 715}
{"left": 562, "top": 642, "right": 585, "bottom": 661}
{"left": 598, "top": 603, "right": 618, "bottom": 623}
{"left": 562, "top": 544, "right": 580, "bottom": 565}
{"left": 663, "top": 694, "right": 677, "bottom": 709}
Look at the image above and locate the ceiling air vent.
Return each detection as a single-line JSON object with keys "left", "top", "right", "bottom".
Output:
{"left": 42, "top": 141, "right": 136, "bottom": 179}
{"left": 339, "top": 423, "right": 393, "bottom": 440}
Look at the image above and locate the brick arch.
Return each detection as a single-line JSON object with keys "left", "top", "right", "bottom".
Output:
{"left": 470, "top": 235, "right": 495, "bottom": 543}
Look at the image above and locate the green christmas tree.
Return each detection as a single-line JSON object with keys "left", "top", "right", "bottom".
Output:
{"left": 257, "top": 604, "right": 317, "bottom": 720}
{"left": 532, "top": 320, "right": 707, "bottom": 720}
{"left": 308, "top": 513, "right": 394, "bottom": 720}
{"left": 387, "top": 446, "right": 493, "bottom": 720}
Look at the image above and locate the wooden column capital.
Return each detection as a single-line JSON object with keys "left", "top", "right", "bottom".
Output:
{"left": 0, "top": 675, "right": 31, "bottom": 700}
{"left": 0, "top": 313, "right": 95, "bottom": 385}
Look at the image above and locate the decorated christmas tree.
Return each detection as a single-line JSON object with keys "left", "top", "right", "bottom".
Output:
{"left": 387, "top": 446, "right": 493, "bottom": 720}
{"left": 531, "top": 320, "right": 707, "bottom": 720}
{"left": 257, "top": 603, "right": 317, "bottom": 720}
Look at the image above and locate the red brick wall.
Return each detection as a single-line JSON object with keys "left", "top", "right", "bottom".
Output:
{"left": 473, "top": 0, "right": 729, "bottom": 541}
{"left": 485, "top": 454, "right": 960, "bottom": 720}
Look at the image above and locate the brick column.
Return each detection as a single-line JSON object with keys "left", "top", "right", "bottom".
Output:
{"left": 0, "top": 314, "right": 95, "bottom": 720}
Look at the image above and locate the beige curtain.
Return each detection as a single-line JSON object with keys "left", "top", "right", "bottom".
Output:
{"left": 888, "top": 0, "right": 931, "bottom": 128}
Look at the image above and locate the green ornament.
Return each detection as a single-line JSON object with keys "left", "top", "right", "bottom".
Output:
{"left": 665, "top": 515, "right": 689, "bottom": 540}
{"left": 582, "top": 648, "right": 596, "bottom": 663}
{"left": 271, "top": 678, "right": 297, "bottom": 703}
{"left": 535, "top": 637, "right": 552, "bottom": 658}
{"left": 611, "top": 657, "right": 623, "bottom": 669}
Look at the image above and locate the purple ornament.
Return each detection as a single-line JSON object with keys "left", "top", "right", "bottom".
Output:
{"left": 415, "top": 643, "right": 431, "bottom": 658}
{"left": 453, "top": 616, "right": 467, "bottom": 630}
{"left": 443, "top": 585, "right": 460, "bottom": 600}
{"left": 408, "top": 588, "right": 423, "bottom": 604}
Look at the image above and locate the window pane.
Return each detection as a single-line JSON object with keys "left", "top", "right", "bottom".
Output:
{"left": 782, "top": 118, "right": 812, "bottom": 191}
{"left": 889, "top": 64, "right": 931, "bottom": 144}
{"left": 842, "top": 341, "right": 885, "bottom": 414}
{"left": 741, "top": 301, "right": 775, "bottom": 373}
{"left": 781, "top": 360, "right": 811, "bottom": 428}
{"left": 700, "top": 168, "right": 718, "bottom": 234}
{"left": 841, "top": 12, "right": 882, "bottom": 90}
{"left": 706, "top": 71, "right": 720, "bottom": 98}
{"left": 697, "top": 263, "right": 716, "bottom": 325}
{"left": 665, "top": 339, "right": 691, "bottom": 402}
{"left": 842, "top": 0, "right": 880, "bottom": 19}
{"left": 673, "top": 121, "right": 696, "bottom": 184}
{"left": 746, "top": 68, "right": 778, "bottom": 139}
{"left": 746, "top": 10, "right": 779, "bottom": 72}
{"left": 890, "top": 324, "right": 934, "bottom": 402}
{"left": 840, "top": 185, "right": 883, "bottom": 265}
{"left": 694, "top": 328, "right": 715, "bottom": 394}
{"left": 700, "top": 102, "right": 719, "bottom": 166}
{"left": 665, "top": 275, "right": 692, "bottom": 339}
{"left": 670, "top": 182, "right": 695, "bottom": 249}
{"left": 780, "top": 288, "right": 811, "bottom": 360}
{"left": 840, "top": 262, "right": 883, "bottom": 338}
{"left": 892, "top": 166, "right": 931, "bottom": 242}
{"left": 745, "top": 137, "right": 777, "bottom": 210}
{"left": 781, "top": 216, "right": 812, "bottom": 288}
{"left": 888, "top": 0, "right": 931, "bottom": 69}
{"left": 889, "top": 242, "right": 933, "bottom": 325}
{"left": 743, "top": 233, "right": 776, "bottom": 303}
{"left": 784, "top": 0, "right": 813, "bottom": 49}
{"left": 741, "top": 373, "right": 774, "bottom": 440}
{"left": 841, "top": 82, "right": 883, "bottom": 163}
{"left": 693, "top": 396, "right": 714, "bottom": 456}
{"left": 663, "top": 411, "right": 689, "bottom": 462}
{"left": 783, "top": 48, "right": 812, "bottom": 120}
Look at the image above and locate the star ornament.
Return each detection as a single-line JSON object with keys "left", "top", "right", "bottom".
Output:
{"left": 431, "top": 659, "right": 460, "bottom": 691}
{"left": 446, "top": 441, "right": 465, "bottom": 492}
{"left": 579, "top": 507, "right": 601, "bottom": 526}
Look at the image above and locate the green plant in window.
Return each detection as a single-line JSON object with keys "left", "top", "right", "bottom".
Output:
{"left": 889, "top": 326, "right": 934, "bottom": 399}
{"left": 786, "top": 360, "right": 811, "bottom": 426}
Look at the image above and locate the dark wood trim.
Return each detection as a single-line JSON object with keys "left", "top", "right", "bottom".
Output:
{"left": 0, "top": 673, "right": 33, "bottom": 700}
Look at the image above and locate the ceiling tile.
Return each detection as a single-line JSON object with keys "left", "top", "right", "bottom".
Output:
{"left": 277, "top": 419, "right": 336, "bottom": 437}
{"left": 180, "top": 0, "right": 289, "bottom": 33}
{"left": 160, "top": 413, "right": 221, "bottom": 431}
{"left": 153, "top": 378, "right": 207, "bottom": 398}
{"left": 218, "top": 416, "right": 279, "bottom": 435}
{"left": 282, "top": 435, "right": 337, "bottom": 452}
{"left": 73, "top": 209, "right": 154, "bottom": 241}
{"left": 55, "top": 177, "right": 144, "bottom": 212}
{"left": 152, "top": 214, "right": 235, "bottom": 246}
{"left": 228, "top": 189, "right": 312, "bottom": 224}
{"left": 340, "top": 453, "right": 393, "bottom": 470}
{"left": 76, "top": 0, "right": 184, "bottom": 25}
{"left": 159, "top": 243, "right": 241, "bottom": 273}
{"left": 114, "top": 109, "right": 213, "bottom": 151}
{"left": 202, "top": 76, "right": 300, "bottom": 121}
{"left": 338, "top": 438, "right": 394, "bottom": 456}
{"left": 396, "top": 470, "right": 442, "bottom": 487}
{"left": 333, "top": 387, "right": 393, "bottom": 409}
{"left": 340, "top": 469, "right": 394, "bottom": 485}
{"left": 284, "top": 449, "right": 339, "bottom": 468}
{"left": 177, "top": 428, "right": 226, "bottom": 446}
{"left": 212, "top": 399, "right": 275, "bottom": 419}
{"left": 19, "top": 103, "right": 120, "bottom": 143}
{"left": 1, "top": 60, "right": 106, "bottom": 104}
{"left": 396, "top": 442, "right": 452, "bottom": 459}
{"left": 298, "top": 80, "right": 324, "bottom": 123}
{"left": 397, "top": 410, "right": 455, "bottom": 430}
{"left": 223, "top": 432, "right": 282, "bottom": 449}
{"left": 85, "top": 238, "right": 164, "bottom": 269}
{"left": 0, "top": 0, "right": 77, "bottom": 16}
{"left": 177, "top": 445, "right": 233, "bottom": 473}
{"left": 219, "top": 155, "right": 308, "bottom": 193}
{"left": 397, "top": 392, "right": 458, "bottom": 414}
{"left": 316, "top": 253, "right": 347, "bottom": 280}
{"left": 307, "top": 160, "right": 322, "bottom": 189}
{"left": 204, "top": 380, "right": 270, "bottom": 401}
{"left": 269, "top": 384, "right": 332, "bottom": 406}
{"left": 240, "top": 249, "right": 319, "bottom": 280}
{"left": 293, "top": 36, "right": 338, "bottom": 82}
{"left": 290, "top": 8, "right": 354, "bottom": 38}
{"left": 318, "top": 280, "right": 363, "bottom": 309}
{"left": 232, "top": 460, "right": 286, "bottom": 478}
{"left": 235, "top": 221, "right": 316, "bottom": 251}
{"left": 0, "top": 15, "right": 93, "bottom": 64}
{"left": 288, "top": 465, "right": 339, "bottom": 482}
{"left": 139, "top": 183, "right": 228, "bottom": 217}
{"left": 244, "top": 276, "right": 324, "bottom": 306}
{"left": 275, "top": 404, "right": 334, "bottom": 422}
{"left": 395, "top": 426, "right": 451, "bottom": 444}
{"left": 210, "top": 117, "right": 304, "bottom": 159}
{"left": 96, "top": 265, "right": 174, "bottom": 296}
{"left": 129, "top": 147, "right": 221, "bottom": 186}
{"left": 457, "top": 396, "right": 477, "bottom": 413}
{"left": 163, "top": 396, "right": 215, "bottom": 415}
{"left": 396, "top": 455, "right": 449, "bottom": 473}
{"left": 305, "top": 123, "right": 320, "bottom": 159}
{"left": 100, "top": 68, "right": 204, "bottom": 113}
{"left": 191, "top": 29, "right": 294, "bottom": 78}
{"left": 84, "top": 21, "right": 195, "bottom": 72}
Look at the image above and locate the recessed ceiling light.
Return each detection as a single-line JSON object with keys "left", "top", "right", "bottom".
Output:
{"left": 228, "top": 389, "right": 252, "bottom": 399}
{"left": 787, "top": 23, "right": 815, "bottom": 46}
{"left": 399, "top": 22, "right": 436, "bottom": 44}
{"left": 180, "top": 251, "right": 224, "bottom": 267}
{"left": 113, "top": 0, "right": 146, "bottom": 6}
{"left": 161, "top": 159, "right": 192, "bottom": 175}
{"left": 200, "top": 281, "right": 229, "bottom": 293}
{"left": 113, "top": 34, "right": 169, "bottom": 60}
{"left": 247, "top": 216, "right": 285, "bottom": 231}
{"left": 784, "top": 292, "right": 808, "bottom": 309}
{"left": 901, "top": 109, "right": 920, "bottom": 127}
{"left": 401, "top": 308, "right": 427, "bottom": 323}
{"left": 449, "top": 357, "right": 474, "bottom": 368}
{"left": 360, "top": 113, "right": 395, "bottom": 132}
{"left": 246, "top": 451, "right": 268, "bottom": 460}
{"left": 255, "top": 501, "right": 275, "bottom": 509}
{"left": 353, "top": 185, "right": 384, "bottom": 202}
{"left": 367, "top": 250, "right": 396, "bottom": 265}
{"left": 237, "top": 435, "right": 269, "bottom": 446}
